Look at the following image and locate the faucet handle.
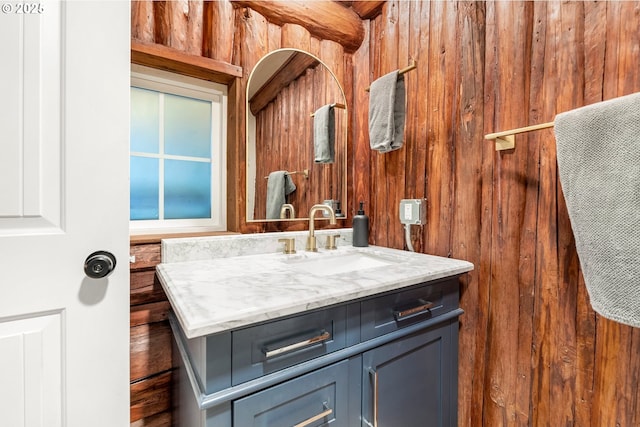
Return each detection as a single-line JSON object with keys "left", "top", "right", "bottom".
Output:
{"left": 278, "top": 238, "right": 296, "bottom": 254}
{"left": 325, "top": 234, "right": 341, "bottom": 250}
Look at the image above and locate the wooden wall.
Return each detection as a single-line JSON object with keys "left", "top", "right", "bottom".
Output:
{"left": 130, "top": 1, "right": 640, "bottom": 426}
{"left": 355, "top": 1, "right": 640, "bottom": 426}
{"left": 129, "top": 242, "right": 172, "bottom": 427}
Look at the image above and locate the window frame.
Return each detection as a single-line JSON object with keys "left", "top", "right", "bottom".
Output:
{"left": 130, "top": 64, "right": 227, "bottom": 234}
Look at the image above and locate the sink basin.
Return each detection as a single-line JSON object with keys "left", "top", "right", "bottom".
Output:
{"left": 286, "top": 251, "right": 395, "bottom": 276}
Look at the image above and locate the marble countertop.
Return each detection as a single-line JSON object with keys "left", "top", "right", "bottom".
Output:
{"left": 157, "top": 239, "right": 474, "bottom": 339}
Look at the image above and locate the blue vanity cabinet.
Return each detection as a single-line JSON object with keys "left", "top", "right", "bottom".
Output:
{"left": 172, "top": 277, "right": 463, "bottom": 427}
{"left": 362, "top": 319, "right": 458, "bottom": 427}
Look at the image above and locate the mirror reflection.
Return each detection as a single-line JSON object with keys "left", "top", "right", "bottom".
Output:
{"left": 246, "top": 49, "right": 347, "bottom": 222}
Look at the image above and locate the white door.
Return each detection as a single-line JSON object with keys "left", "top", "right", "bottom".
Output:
{"left": 0, "top": 1, "right": 130, "bottom": 426}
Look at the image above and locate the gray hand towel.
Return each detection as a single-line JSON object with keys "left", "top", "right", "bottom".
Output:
{"left": 368, "top": 70, "right": 406, "bottom": 153}
{"left": 266, "top": 171, "right": 296, "bottom": 220}
{"left": 313, "top": 104, "right": 335, "bottom": 164}
{"left": 554, "top": 92, "right": 640, "bottom": 328}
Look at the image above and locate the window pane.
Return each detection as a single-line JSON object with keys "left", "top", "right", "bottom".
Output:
{"left": 164, "top": 94, "right": 212, "bottom": 158}
{"left": 164, "top": 159, "right": 211, "bottom": 219}
{"left": 130, "top": 156, "right": 159, "bottom": 220}
{"left": 130, "top": 87, "right": 159, "bottom": 153}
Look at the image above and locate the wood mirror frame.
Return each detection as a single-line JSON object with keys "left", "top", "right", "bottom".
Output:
{"left": 245, "top": 48, "right": 348, "bottom": 222}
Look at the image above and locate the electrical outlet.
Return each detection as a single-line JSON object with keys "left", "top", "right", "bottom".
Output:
{"left": 399, "top": 199, "right": 427, "bottom": 225}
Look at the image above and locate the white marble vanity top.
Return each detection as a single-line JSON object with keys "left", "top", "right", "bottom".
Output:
{"left": 156, "top": 230, "right": 474, "bottom": 339}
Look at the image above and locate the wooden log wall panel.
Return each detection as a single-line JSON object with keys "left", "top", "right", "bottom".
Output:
{"left": 130, "top": 372, "right": 172, "bottom": 422}
{"left": 131, "top": 0, "right": 155, "bottom": 43}
{"left": 130, "top": 241, "right": 173, "bottom": 426}
{"left": 131, "top": 270, "right": 168, "bottom": 306}
{"left": 450, "top": 3, "right": 486, "bottom": 426}
{"left": 130, "top": 244, "right": 161, "bottom": 270}
{"left": 356, "top": 1, "right": 640, "bottom": 426}
{"left": 153, "top": 0, "right": 195, "bottom": 53}
{"left": 131, "top": 322, "right": 173, "bottom": 382}
{"left": 130, "top": 411, "right": 171, "bottom": 427}
{"left": 131, "top": 301, "right": 172, "bottom": 327}
{"left": 203, "top": 0, "right": 235, "bottom": 63}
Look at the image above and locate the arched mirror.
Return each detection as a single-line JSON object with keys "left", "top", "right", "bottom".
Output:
{"left": 246, "top": 48, "right": 348, "bottom": 222}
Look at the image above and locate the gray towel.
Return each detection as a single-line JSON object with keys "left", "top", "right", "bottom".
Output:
{"left": 554, "top": 92, "right": 640, "bottom": 328}
{"left": 369, "top": 70, "right": 406, "bottom": 153}
{"left": 266, "top": 171, "right": 296, "bottom": 219}
{"left": 313, "top": 104, "right": 335, "bottom": 164}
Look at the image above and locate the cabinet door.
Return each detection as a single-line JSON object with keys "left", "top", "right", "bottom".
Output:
{"left": 234, "top": 357, "right": 361, "bottom": 427}
{"left": 362, "top": 322, "right": 457, "bottom": 427}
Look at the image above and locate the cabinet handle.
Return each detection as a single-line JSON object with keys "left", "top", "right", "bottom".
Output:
{"left": 293, "top": 407, "right": 333, "bottom": 427}
{"left": 263, "top": 331, "right": 331, "bottom": 358}
{"left": 369, "top": 368, "right": 379, "bottom": 427}
{"left": 393, "top": 299, "right": 434, "bottom": 321}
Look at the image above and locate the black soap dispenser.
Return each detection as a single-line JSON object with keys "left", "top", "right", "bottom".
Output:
{"left": 352, "top": 201, "right": 369, "bottom": 247}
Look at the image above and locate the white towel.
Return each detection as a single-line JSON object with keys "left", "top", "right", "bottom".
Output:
{"left": 313, "top": 104, "right": 335, "bottom": 164}
{"left": 368, "top": 70, "right": 406, "bottom": 153}
{"left": 554, "top": 92, "right": 640, "bottom": 328}
{"left": 266, "top": 171, "right": 296, "bottom": 220}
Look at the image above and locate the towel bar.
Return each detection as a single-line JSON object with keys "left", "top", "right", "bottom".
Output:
{"left": 365, "top": 59, "right": 417, "bottom": 92}
{"left": 484, "top": 121, "right": 555, "bottom": 151}
{"left": 263, "top": 169, "right": 309, "bottom": 180}
{"left": 310, "top": 103, "right": 345, "bottom": 117}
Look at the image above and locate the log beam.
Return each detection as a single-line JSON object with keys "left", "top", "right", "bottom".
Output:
{"left": 231, "top": 0, "right": 364, "bottom": 52}
{"left": 349, "top": 1, "right": 385, "bottom": 19}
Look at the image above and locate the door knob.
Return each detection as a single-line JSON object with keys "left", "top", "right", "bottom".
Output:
{"left": 84, "top": 251, "right": 117, "bottom": 279}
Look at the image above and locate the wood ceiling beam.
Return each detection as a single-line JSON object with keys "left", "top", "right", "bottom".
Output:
{"left": 349, "top": 1, "right": 385, "bottom": 19}
{"left": 231, "top": 0, "right": 365, "bottom": 52}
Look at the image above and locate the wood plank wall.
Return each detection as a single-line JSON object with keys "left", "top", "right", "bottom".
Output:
{"left": 356, "top": 2, "right": 640, "bottom": 426}
{"left": 129, "top": 243, "right": 172, "bottom": 427}
{"left": 131, "top": 1, "right": 640, "bottom": 425}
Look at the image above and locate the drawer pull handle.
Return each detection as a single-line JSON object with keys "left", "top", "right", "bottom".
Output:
{"left": 393, "top": 299, "right": 434, "bottom": 321}
{"left": 263, "top": 331, "right": 331, "bottom": 358}
{"left": 293, "top": 407, "right": 333, "bottom": 427}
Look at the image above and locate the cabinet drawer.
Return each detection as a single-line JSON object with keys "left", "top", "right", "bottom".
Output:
{"left": 232, "top": 306, "right": 349, "bottom": 385}
{"left": 233, "top": 358, "right": 360, "bottom": 427}
{"left": 361, "top": 278, "right": 459, "bottom": 341}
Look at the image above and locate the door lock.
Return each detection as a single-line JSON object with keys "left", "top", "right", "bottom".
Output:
{"left": 84, "top": 251, "right": 117, "bottom": 279}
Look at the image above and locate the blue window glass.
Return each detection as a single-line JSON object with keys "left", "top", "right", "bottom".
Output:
{"left": 164, "top": 94, "right": 212, "bottom": 158}
{"left": 130, "top": 87, "right": 159, "bottom": 153}
{"left": 164, "top": 159, "right": 211, "bottom": 219}
{"left": 130, "top": 156, "right": 159, "bottom": 220}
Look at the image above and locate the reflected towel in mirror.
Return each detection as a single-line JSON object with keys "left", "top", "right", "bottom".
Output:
{"left": 266, "top": 171, "right": 297, "bottom": 219}
{"left": 368, "top": 70, "right": 406, "bottom": 153}
{"left": 313, "top": 104, "right": 335, "bottom": 163}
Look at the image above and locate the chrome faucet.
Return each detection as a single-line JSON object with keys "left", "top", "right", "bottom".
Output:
{"left": 279, "top": 203, "right": 296, "bottom": 219}
{"left": 306, "top": 204, "right": 336, "bottom": 252}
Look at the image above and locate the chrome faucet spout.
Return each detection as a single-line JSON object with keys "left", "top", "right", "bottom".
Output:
{"left": 306, "top": 204, "right": 336, "bottom": 252}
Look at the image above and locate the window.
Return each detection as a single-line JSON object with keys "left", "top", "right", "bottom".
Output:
{"left": 130, "top": 65, "right": 227, "bottom": 233}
